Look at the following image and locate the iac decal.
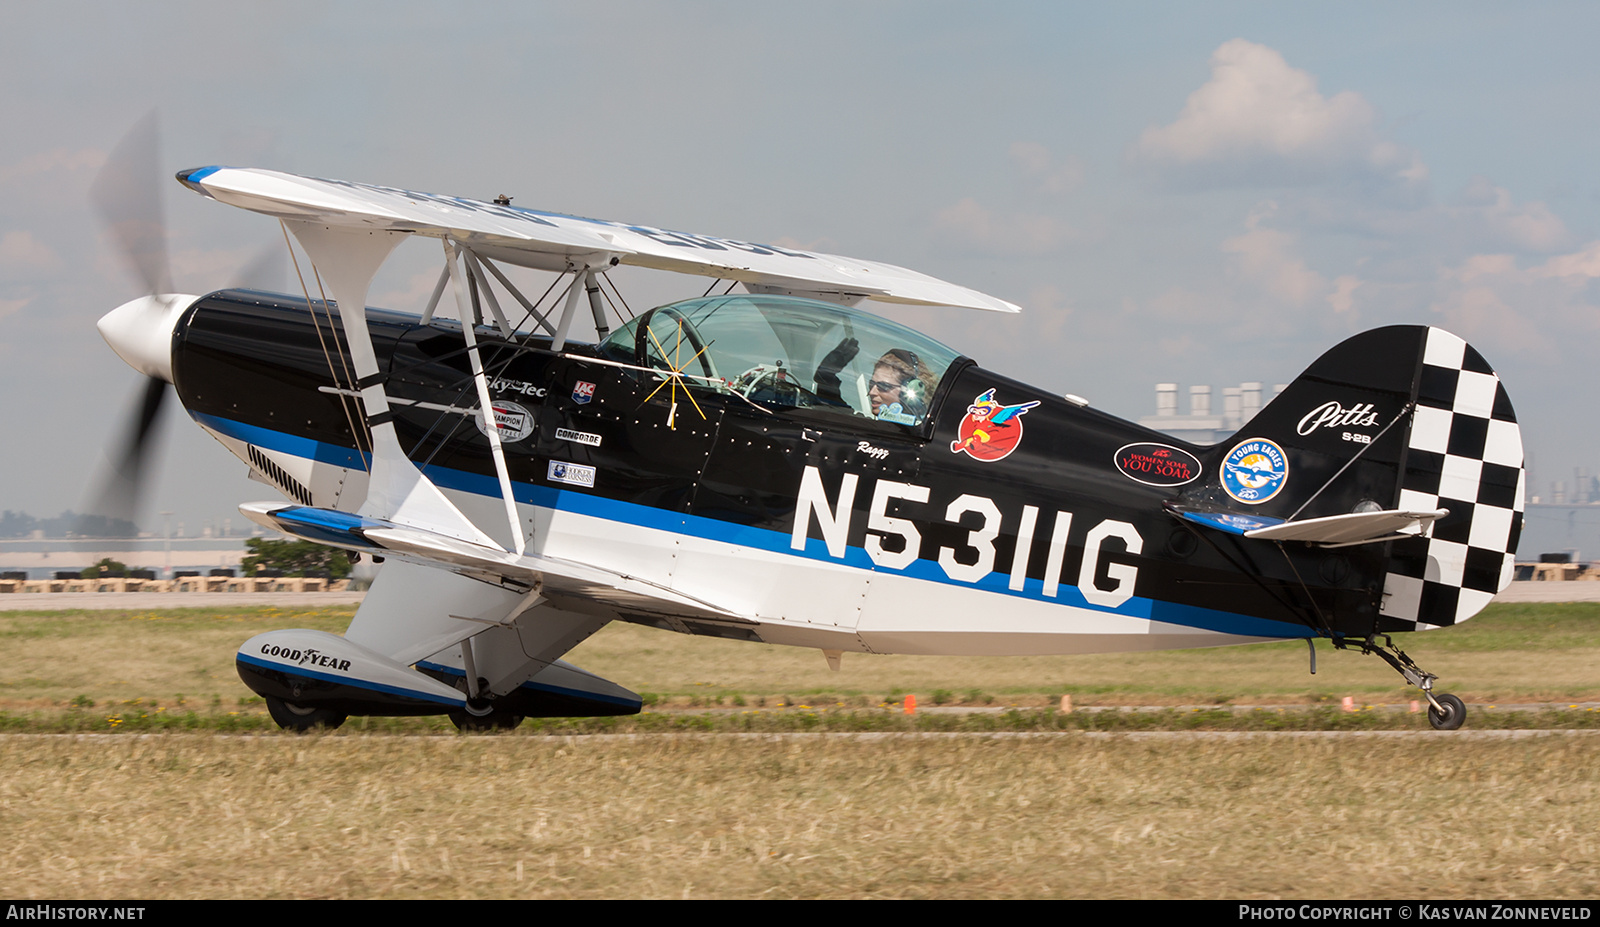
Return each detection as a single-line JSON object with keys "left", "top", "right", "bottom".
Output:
{"left": 950, "top": 389, "right": 1041, "bottom": 462}
{"left": 1113, "top": 443, "right": 1201, "bottom": 487}
{"left": 1221, "top": 438, "right": 1288, "bottom": 504}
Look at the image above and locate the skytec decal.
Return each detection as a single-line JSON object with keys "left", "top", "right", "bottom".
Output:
{"left": 572, "top": 381, "right": 597, "bottom": 405}
{"left": 474, "top": 401, "right": 534, "bottom": 443}
{"left": 555, "top": 427, "right": 601, "bottom": 447}
{"left": 488, "top": 375, "right": 548, "bottom": 400}
{"left": 548, "top": 460, "right": 596, "bottom": 488}
{"left": 950, "top": 389, "right": 1041, "bottom": 462}
{"left": 1221, "top": 438, "right": 1289, "bottom": 505}
{"left": 1113, "top": 443, "right": 1201, "bottom": 487}
{"left": 1297, "top": 401, "right": 1380, "bottom": 440}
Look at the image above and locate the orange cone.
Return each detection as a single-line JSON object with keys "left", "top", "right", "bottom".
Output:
{"left": 903, "top": 694, "right": 916, "bottom": 715}
{"left": 1341, "top": 696, "right": 1355, "bottom": 712}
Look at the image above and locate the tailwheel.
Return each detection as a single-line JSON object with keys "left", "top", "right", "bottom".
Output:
{"left": 265, "top": 695, "right": 347, "bottom": 732}
{"left": 1428, "top": 693, "right": 1467, "bottom": 731}
{"left": 1339, "top": 633, "right": 1469, "bottom": 731}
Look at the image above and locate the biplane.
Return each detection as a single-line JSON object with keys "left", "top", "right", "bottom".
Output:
{"left": 94, "top": 163, "right": 1522, "bottom": 732}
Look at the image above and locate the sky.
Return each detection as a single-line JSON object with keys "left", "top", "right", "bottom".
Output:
{"left": 3, "top": 2, "right": 1599, "bottom": 534}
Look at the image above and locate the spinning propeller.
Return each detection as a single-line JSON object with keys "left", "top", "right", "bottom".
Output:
{"left": 87, "top": 114, "right": 284, "bottom": 531}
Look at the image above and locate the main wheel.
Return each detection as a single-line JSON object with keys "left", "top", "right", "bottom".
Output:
{"left": 266, "top": 695, "right": 347, "bottom": 732}
{"left": 448, "top": 706, "right": 524, "bottom": 732}
{"left": 447, "top": 676, "right": 524, "bottom": 732}
{"left": 1428, "top": 693, "right": 1466, "bottom": 731}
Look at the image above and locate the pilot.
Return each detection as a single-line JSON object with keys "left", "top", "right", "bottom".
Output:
{"left": 868, "top": 349, "right": 934, "bottom": 422}
{"left": 813, "top": 340, "right": 935, "bottom": 422}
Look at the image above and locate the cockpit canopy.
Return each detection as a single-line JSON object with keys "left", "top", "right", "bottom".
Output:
{"left": 599, "top": 294, "right": 962, "bottom": 427}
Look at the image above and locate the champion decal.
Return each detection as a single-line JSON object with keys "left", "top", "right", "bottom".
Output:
{"left": 474, "top": 401, "right": 534, "bottom": 443}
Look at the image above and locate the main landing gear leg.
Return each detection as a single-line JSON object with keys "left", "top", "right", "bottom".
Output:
{"left": 1337, "top": 634, "right": 1466, "bottom": 731}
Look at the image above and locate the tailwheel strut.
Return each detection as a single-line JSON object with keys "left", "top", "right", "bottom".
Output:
{"left": 1333, "top": 633, "right": 1466, "bottom": 731}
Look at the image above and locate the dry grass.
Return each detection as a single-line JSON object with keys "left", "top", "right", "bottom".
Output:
{"left": 3, "top": 603, "right": 1596, "bottom": 712}
{"left": 1, "top": 733, "right": 1596, "bottom": 899}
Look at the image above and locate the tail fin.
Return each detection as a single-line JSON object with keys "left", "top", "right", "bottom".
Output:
{"left": 1209, "top": 326, "right": 1524, "bottom": 629}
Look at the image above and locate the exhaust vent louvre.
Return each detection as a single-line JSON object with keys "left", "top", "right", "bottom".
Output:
{"left": 247, "top": 444, "right": 314, "bottom": 507}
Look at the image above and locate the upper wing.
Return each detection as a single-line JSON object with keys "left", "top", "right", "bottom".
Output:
{"left": 177, "top": 166, "right": 1021, "bottom": 313}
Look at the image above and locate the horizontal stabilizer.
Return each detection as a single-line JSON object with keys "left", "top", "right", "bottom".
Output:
{"left": 1171, "top": 505, "right": 1448, "bottom": 547}
{"left": 239, "top": 501, "right": 744, "bottom": 622}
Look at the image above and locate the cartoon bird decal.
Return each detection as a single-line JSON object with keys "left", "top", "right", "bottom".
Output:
{"left": 951, "top": 389, "right": 1041, "bottom": 461}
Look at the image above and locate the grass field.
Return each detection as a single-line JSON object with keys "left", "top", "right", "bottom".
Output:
{"left": 2, "top": 733, "right": 1596, "bottom": 899}
{"left": 1, "top": 602, "right": 1597, "bottom": 899}
{"left": 1, "top": 602, "right": 1597, "bottom": 726}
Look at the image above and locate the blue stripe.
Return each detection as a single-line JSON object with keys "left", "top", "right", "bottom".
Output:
{"left": 237, "top": 653, "right": 464, "bottom": 707}
{"left": 181, "top": 165, "right": 225, "bottom": 184}
{"left": 206, "top": 415, "right": 1312, "bottom": 641}
{"left": 196, "top": 412, "right": 370, "bottom": 468}
{"left": 417, "top": 662, "right": 643, "bottom": 709}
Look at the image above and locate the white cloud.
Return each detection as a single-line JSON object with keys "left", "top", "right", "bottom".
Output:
{"left": 1452, "top": 176, "right": 1569, "bottom": 252}
{"left": 1534, "top": 241, "right": 1600, "bottom": 279}
{"left": 0, "top": 147, "right": 104, "bottom": 186}
{"left": 1423, "top": 241, "right": 1600, "bottom": 357}
{"left": 0, "top": 296, "right": 30, "bottom": 320}
{"left": 1009, "top": 142, "right": 1084, "bottom": 195}
{"left": 932, "top": 197, "right": 1070, "bottom": 256}
{"left": 1130, "top": 39, "right": 1426, "bottom": 190}
{"left": 1328, "top": 275, "right": 1360, "bottom": 314}
{"left": 0, "top": 231, "right": 62, "bottom": 273}
{"left": 1221, "top": 202, "right": 1337, "bottom": 307}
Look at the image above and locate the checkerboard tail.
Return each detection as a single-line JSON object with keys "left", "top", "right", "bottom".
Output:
{"left": 1379, "top": 328, "right": 1524, "bottom": 629}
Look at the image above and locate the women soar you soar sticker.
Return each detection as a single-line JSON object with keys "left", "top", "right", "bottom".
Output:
{"left": 1113, "top": 443, "right": 1201, "bottom": 487}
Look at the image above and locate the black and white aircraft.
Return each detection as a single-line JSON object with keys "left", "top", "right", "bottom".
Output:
{"left": 95, "top": 166, "right": 1523, "bottom": 732}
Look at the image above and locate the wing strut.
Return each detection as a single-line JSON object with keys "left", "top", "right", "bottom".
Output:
{"left": 282, "top": 219, "right": 499, "bottom": 548}
{"left": 444, "top": 239, "right": 526, "bottom": 554}
{"left": 550, "top": 267, "right": 588, "bottom": 353}
{"left": 460, "top": 248, "right": 514, "bottom": 338}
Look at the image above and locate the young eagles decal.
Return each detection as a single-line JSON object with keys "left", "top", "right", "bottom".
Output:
{"left": 951, "top": 389, "right": 1041, "bottom": 462}
{"left": 1221, "top": 438, "right": 1289, "bottom": 504}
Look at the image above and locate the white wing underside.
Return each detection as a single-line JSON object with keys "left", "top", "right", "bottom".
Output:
{"left": 179, "top": 166, "right": 1021, "bottom": 313}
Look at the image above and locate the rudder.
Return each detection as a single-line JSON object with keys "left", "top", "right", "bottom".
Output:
{"left": 1204, "top": 326, "right": 1523, "bottom": 630}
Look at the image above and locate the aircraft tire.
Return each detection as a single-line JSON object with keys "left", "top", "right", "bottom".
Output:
{"left": 266, "top": 695, "right": 348, "bottom": 732}
{"left": 1427, "top": 693, "right": 1466, "bottom": 731}
{"left": 448, "top": 707, "right": 525, "bottom": 732}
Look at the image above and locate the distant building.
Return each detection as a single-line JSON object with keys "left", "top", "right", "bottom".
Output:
{"left": 0, "top": 535, "right": 258, "bottom": 580}
{"left": 1137, "top": 381, "right": 1287, "bottom": 446}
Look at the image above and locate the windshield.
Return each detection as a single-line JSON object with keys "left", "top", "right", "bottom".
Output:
{"left": 600, "top": 294, "right": 962, "bottom": 427}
